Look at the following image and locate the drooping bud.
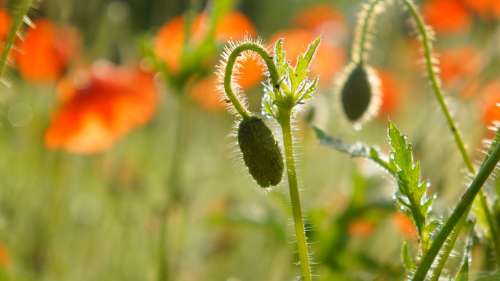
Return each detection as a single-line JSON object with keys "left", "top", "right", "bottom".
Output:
{"left": 237, "top": 116, "right": 284, "bottom": 188}
{"left": 338, "top": 62, "right": 381, "bottom": 127}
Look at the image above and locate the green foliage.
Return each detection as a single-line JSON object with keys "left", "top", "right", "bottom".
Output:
{"left": 387, "top": 123, "right": 435, "bottom": 241}
{"left": 262, "top": 38, "right": 320, "bottom": 119}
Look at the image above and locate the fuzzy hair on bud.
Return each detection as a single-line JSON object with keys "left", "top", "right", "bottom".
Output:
{"left": 215, "top": 37, "right": 269, "bottom": 116}
{"left": 237, "top": 116, "right": 284, "bottom": 188}
{"left": 337, "top": 62, "right": 381, "bottom": 128}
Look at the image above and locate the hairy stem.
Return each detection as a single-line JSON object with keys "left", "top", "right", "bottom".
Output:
{"left": 412, "top": 131, "right": 500, "bottom": 281}
{"left": 354, "top": 0, "right": 383, "bottom": 62}
{"left": 223, "top": 42, "right": 280, "bottom": 118}
{"left": 402, "top": 0, "right": 500, "bottom": 267}
{"left": 280, "top": 110, "right": 313, "bottom": 281}
{"left": 0, "top": 0, "right": 33, "bottom": 80}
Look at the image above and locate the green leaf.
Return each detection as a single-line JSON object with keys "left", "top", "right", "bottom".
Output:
{"left": 293, "top": 37, "right": 320, "bottom": 92}
{"left": 453, "top": 233, "right": 472, "bottom": 281}
{"left": 387, "top": 122, "right": 433, "bottom": 238}
{"left": 401, "top": 241, "right": 415, "bottom": 272}
{"left": 313, "top": 126, "right": 395, "bottom": 174}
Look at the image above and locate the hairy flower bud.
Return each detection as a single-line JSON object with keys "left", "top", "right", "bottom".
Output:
{"left": 339, "top": 62, "right": 381, "bottom": 126}
{"left": 237, "top": 116, "right": 284, "bottom": 187}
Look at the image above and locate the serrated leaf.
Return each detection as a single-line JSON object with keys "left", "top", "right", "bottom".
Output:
{"left": 313, "top": 126, "right": 395, "bottom": 174}
{"left": 387, "top": 122, "right": 433, "bottom": 238}
{"left": 293, "top": 37, "right": 320, "bottom": 92}
{"left": 453, "top": 232, "right": 472, "bottom": 281}
{"left": 401, "top": 241, "right": 415, "bottom": 271}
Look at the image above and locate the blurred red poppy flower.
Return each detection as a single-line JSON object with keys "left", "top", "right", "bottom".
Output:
{"left": 293, "top": 4, "right": 346, "bottom": 42}
{"left": 377, "top": 69, "right": 402, "bottom": 117}
{"left": 348, "top": 218, "right": 376, "bottom": 237}
{"left": 423, "top": 0, "right": 471, "bottom": 34}
{"left": 392, "top": 213, "right": 418, "bottom": 239}
{"left": 269, "top": 29, "right": 345, "bottom": 86}
{"left": 154, "top": 11, "right": 256, "bottom": 73}
{"left": 45, "top": 63, "right": 158, "bottom": 154}
{"left": 0, "top": 9, "right": 10, "bottom": 40}
{"left": 0, "top": 243, "right": 8, "bottom": 268}
{"left": 461, "top": 0, "right": 500, "bottom": 20}
{"left": 189, "top": 55, "right": 263, "bottom": 111}
{"left": 439, "top": 46, "right": 482, "bottom": 87}
{"left": 14, "top": 19, "right": 80, "bottom": 83}
{"left": 481, "top": 80, "right": 500, "bottom": 127}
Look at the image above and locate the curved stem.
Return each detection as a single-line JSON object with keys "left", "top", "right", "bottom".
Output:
{"left": 402, "top": 0, "right": 500, "bottom": 267}
{"left": 412, "top": 132, "right": 500, "bottom": 281}
{"left": 280, "top": 110, "right": 313, "bottom": 281}
{"left": 0, "top": 0, "right": 33, "bottom": 80}
{"left": 223, "top": 42, "right": 280, "bottom": 119}
{"left": 354, "top": 0, "right": 384, "bottom": 62}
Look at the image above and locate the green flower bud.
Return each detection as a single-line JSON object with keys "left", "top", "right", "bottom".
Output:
{"left": 237, "top": 116, "right": 284, "bottom": 188}
{"left": 339, "top": 62, "right": 380, "bottom": 126}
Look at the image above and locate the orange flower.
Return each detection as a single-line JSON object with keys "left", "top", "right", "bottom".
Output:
{"left": 348, "top": 218, "right": 376, "bottom": 237}
{"left": 45, "top": 63, "right": 158, "bottom": 154}
{"left": 481, "top": 80, "right": 500, "bottom": 127}
{"left": 154, "top": 11, "right": 256, "bottom": 73}
{"left": 423, "top": 0, "right": 471, "bottom": 34}
{"left": 15, "top": 19, "right": 79, "bottom": 82}
{"left": 461, "top": 0, "right": 500, "bottom": 20}
{"left": 293, "top": 4, "right": 346, "bottom": 38}
{"left": 377, "top": 69, "right": 402, "bottom": 117}
{"left": 268, "top": 29, "right": 345, "bottom": 86}
{"left": 189, "top": 75, "right": 224, "bottom": 111}
{"left": 0, "top": 243, "right": 8, "bottom": 268}
{"left": 392, "top": 213, "right": 418, "bottom": 239}
{"left": 439, "top": 46, "right": 482, "bottom": 87}
{"left": 0, "top": 9, "right": 10, "bottom": 40}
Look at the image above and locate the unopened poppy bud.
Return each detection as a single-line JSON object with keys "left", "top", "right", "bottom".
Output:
{"left": 237, "top": 116, "right": 284, "bottom": 188}
{"left": 339, "top": 62, "right": 381, "bottom": 126}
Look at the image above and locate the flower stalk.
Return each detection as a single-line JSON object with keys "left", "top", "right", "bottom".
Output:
{"left": 219, "top": 38, "right": 320, "bottom": 281}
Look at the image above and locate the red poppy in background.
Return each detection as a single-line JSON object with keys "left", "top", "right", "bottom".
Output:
{"left": 348, "top": 218, "right": 376, "bottom": 237}
{"left": 377, "top": 69, "right": 403, "bottom": 117}
{"left": 0, "top": 243, "right": 8, "bottom": 268}
{"left": 439, "top": 46, "right": 482, "bottom": 87}
{"left": 423, "top": 0, "right": 471, "bottom": 34}
{"left": 45, "top": 63, "right": 158, "bottom": 154}
{"left": 392, "top": 213, "right": 417, "bottom": 239}
{"left": 461, "top": 0, "right": 500, "bottom": 20}
{"left": 269, "top": 29, "right": 345, "bottom": 86}
{"left": 154, "top": 11, "right": 256, "bottom": 73}
{"left": 0, "top": 9, "right": 10, "bottom": 40}
{"left": 293, "top": 4, "right": 346, "bottom": 42}
{"left": 14, "top": 19, "right": 79, "bottom": 83}
{"left": 481, "top": 80, "right": 500, "bottom": 127}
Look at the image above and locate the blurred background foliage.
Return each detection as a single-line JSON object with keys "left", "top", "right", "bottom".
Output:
{"left": 0, "top": 0, "right": 498, "bottom": 280}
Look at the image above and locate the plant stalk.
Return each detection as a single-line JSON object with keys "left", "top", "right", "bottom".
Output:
{"left": 412, "top": 131, "right": 500, "bottom": 281}
{"left": 0, "top": 0, "right": 33, "bottom": 80}
{"left": 402, "top": 0, "right": 500, "bottom": 265}
{"left": 280, "top": 111, "right": 313, "bottom": 281}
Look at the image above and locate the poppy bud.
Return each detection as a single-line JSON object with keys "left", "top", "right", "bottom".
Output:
{"left": 237, "top": 116, "right": 284, "bottom": 188}
{"left": 339, "top": 62, "right": 381, "bottom": 126}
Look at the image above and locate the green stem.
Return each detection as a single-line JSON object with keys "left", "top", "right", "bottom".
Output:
{"left": 402, "top": 0, "right": 500, "bottom": 266}
{"left": 412, "top": 131, "right": 500, "bottom": 281}
{"left": 280, "top": 110, "right": 313, "bottom": 281}
{"left": 158, "top": 91, "right": 189, "bottom": 281}
{"left": 427, "top": 215, "right": 466, "bottom": 281}
{"left": 0, "top": 0, "right": 33, "bottom": 80}
{"left": 355, "top": 0, "right": 383, "bottom": 62}
{"left": 223, "top": 42, "right": 280, "bottom": 119}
